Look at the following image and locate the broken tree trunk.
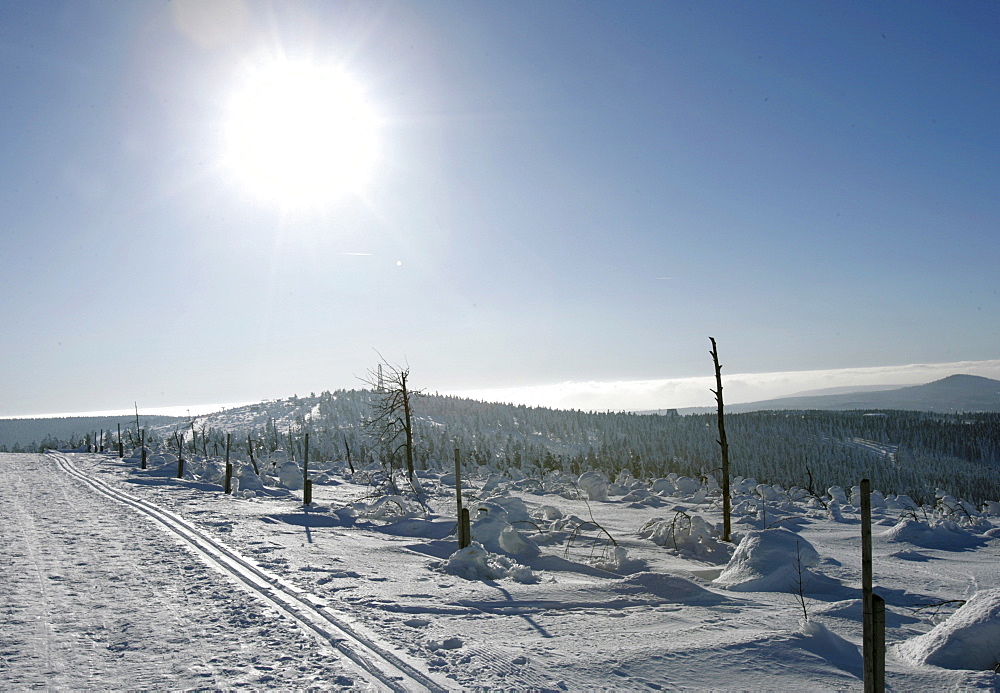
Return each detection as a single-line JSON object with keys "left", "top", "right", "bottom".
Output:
{"left": 709, "top": 337, "right": 732, "bottom": 542}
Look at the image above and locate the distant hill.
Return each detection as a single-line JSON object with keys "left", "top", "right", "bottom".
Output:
{"left": 680, "top": 374, "right": 1000, "bottom": 414}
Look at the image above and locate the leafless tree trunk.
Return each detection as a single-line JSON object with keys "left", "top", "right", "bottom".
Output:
{"left": 362, "top": 355, "right": 422, "bottom": 485}
{"left": 710, "top": 337, "right": 732, "bottom": 542}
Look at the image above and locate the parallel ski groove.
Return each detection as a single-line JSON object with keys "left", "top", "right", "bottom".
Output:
{"left": 50, "top": 453, "right": 451, "bottom": 693}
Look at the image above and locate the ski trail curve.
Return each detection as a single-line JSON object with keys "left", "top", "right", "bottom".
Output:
{"left": 49, "top": 452, "right": 452, "bottom": 693}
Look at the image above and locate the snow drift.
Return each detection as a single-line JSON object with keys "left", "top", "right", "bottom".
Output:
{"left": 895, "top": 589, "right": 1000, "bottom": 670}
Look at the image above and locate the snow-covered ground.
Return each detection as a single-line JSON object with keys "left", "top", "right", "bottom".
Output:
{"left": 4, "top": 450, "right": 1000, "bottom": 690}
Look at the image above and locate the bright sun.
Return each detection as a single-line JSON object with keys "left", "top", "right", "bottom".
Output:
{"left": 223, "top": 59, "right": 379, "bottom": 210}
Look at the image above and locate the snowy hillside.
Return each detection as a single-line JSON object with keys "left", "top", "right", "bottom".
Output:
{"left": 4, "top": 449, "right": 999, "bottom": 690}
{"left": 6, "top": 388, "right": 1000, "bottom": 504}
{"left": 703, "top": 374, "right": 1000, "bottom": 414}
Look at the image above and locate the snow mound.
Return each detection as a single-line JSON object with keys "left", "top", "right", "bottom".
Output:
{"left": 881, "top": 518, "right": 982, "bottom": 550}
{"left": 714, "top": 528, "right": 820, "bottom": 592}
{"left": 895, "top": 589, "right": 1000, "bottom": 670}
{"left": 439, "top": 542, "right": 539, "bottom": 583}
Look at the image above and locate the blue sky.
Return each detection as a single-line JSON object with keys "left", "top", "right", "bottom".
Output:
{"left": 2, "top": 0, "right": 998, "bottom": 416}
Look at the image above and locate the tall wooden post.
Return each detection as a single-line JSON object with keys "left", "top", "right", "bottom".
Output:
{"left": 117, "top": 423, "right": 123, "bottom": 458}
{"left": 710, "top": 337, "right": 732, "bottom": 542}
{"left": 455, "top": 448, "right": 468, "bottom": 548}
{"left": 176, "top": 432, "right": 185, "bottom": 479}
{"left": 224, "top": 433, "right": 232, "bottom": 494}
{"left": 303, "top": 433, "right": 312, "bottom": 505}
{"left": 140, "top": 429, "right": 147, "bottom": 469}
{"left": 861, "top": 478, "right": 884, "bottom": 692}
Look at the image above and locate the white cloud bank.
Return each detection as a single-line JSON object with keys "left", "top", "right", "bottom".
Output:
{"left": 449, "top": 359, "right": 1000, "bottom": 412}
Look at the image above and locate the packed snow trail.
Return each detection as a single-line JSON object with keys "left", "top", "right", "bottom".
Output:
{"left": 0, "top": 453, "right": 354, "bottom": 689}
{"left": 46, "top": 451, "right": 450, "bottom": 692}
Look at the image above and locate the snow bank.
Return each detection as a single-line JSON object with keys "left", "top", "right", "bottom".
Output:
{"left": 714, "top": 528, "right": 820, "bottom": 592}
{"left": 439, "top": 542, "right": 538, "bottom": 583}
{"left": 895, "top": 589, "right": 1000, "bottom": 670}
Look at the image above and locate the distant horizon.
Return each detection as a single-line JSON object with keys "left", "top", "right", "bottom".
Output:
{"left": 7, "top": 358, "right": 1000, "bottom": 420}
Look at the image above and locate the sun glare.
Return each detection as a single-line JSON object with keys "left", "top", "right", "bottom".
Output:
{"left": 223, "top": 59, "right": 379, "bottom": 210}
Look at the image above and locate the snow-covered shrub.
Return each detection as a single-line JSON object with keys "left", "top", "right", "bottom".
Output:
{"left": 277, "top": 459, "right": 304, "bottom": 489}
{"left": 468, "top": 501, "right": 538, "bottom": 559}
{"left": 828, "top": 486, "right": 849, "bottom": 505}
{"left": 578, "top": 470, "right": 609, "bottom": 501}
{"left": 651, "top": 478, "right": 675, "bottom": 495}
{"left": 439, "top": 542, "right": 538, "bottom": 583}
{"left": 672, "top": 476, "right": 702, "bottom": 497}
{"left": 639, "top": 513, "right": 731, "bottom": 564}
{"left": 895, "top": 589, "right": 1000, "bottom": 670}
{"left": 354, "top": 494, "right": 424, "bottom": 520}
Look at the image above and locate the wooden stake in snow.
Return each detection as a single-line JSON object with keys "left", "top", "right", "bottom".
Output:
{"left": 454, "top": 448, "right": 468, "bottom": 548}
{"left": 709, "top": 337, "right": 732, "bottom": 542}
{"left": 224, "top": 433, "right": 232, "bottom": 495}
{"left": 860, "top": 478, "right": 885, "bottom": 692}
{"left": 117, "top": 423, "right": 123, "bottom": 458}
{"left": 175, "top": 432, "right": 185, "bottom": 479}
{"left": 303, "top": 433, "right": 312, "bottom": 505}
{"left": 460, "top": 507, "right": 472, "bottom": 550}
{"left": 140, "top": 429, "right": 147, "bottom": 469}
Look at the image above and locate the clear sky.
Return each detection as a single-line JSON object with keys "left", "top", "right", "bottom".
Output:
{"left": 2, "top": 0, "right": 999, "bottom": 417}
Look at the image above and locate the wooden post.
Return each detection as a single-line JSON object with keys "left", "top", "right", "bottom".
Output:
{"left": 176, "top": 432, "right": 185, "bottom": 479}
{"left": 303, "top": 433, "right": 312, "bottom": 505}
{"left": 224, "top": 433, "right": 232, "bottom": 494}
{"left": 873, "top": 593, "right": 886, "bottom": 691}
{"left": 860, "top": 478, "right": 884, "bottom": 692}
{"left": 460, "top": 507, "right": 471, "bottom": 550}
{"left": 454, "top": 448, "right": 466, "bottom": 547}
{"left": 140, "top": 429, "right": 147, "bottom": 469}
{"left": 117, "top": 423, "right": 123, "bottom": 458}
{"left": 709, "top": 337, "right": 732, "bottom": 542}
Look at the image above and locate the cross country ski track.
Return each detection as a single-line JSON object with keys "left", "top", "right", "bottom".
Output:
{"left": 48, "top": 452, "right": 451, "bottom": 693}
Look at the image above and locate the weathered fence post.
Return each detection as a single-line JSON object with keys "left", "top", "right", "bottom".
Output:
{"left": 861, "top": 478, "right": 884, "bottom": 692}
{"left": 224, "top": 433, "right": 232, "bottom": 494}
{"left": 460, "top": 507, "right": 471, "bottom": 550}
{"left": 176, "top": 432, "right": 185, "bottom": 479}
{"left": 117, "top": 423, "right": 124, "bottom": 458}
{"left": 303, "top": 433, "right": 312, "bottom": 505}
{"left": 140, "top": 429, "right": 147, "bottom": 469}
{"left": 454, "top": 448, "right": 468, "bottom": 548}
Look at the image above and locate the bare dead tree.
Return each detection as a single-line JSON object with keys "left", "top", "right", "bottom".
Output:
{"left": 710, "top": 337, "right": 732, "bottom": 542}
{"left": 361, "top": 354, "right": 423, "bottom": 485}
